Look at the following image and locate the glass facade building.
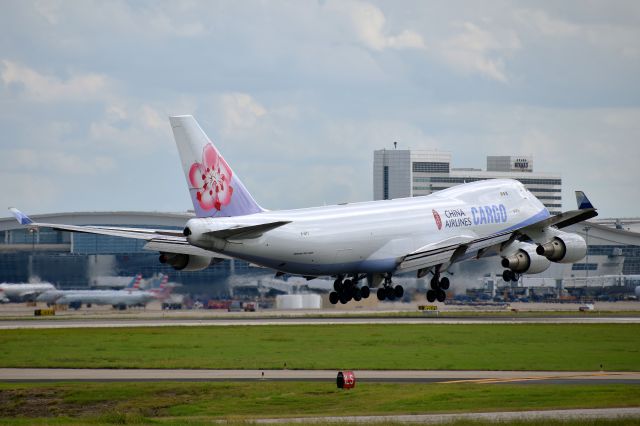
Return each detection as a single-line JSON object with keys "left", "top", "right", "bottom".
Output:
{"left": 0, "top": 212, "right": 257, "bottom": 297}
{"left": 373, "top": 150, "right": 563, "bottom": 214}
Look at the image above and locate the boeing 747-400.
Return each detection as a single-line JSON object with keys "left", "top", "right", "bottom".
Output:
{"left": 10, "top": 116, "right": 597, "bottom": 304}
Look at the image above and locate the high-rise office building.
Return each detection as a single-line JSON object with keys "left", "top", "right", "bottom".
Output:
{"left": 373, "top": 150, "right": 562, "bottom": 215}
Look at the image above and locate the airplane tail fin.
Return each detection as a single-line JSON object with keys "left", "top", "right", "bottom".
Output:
{"left": 169, "top": 115, "right": 264, "bottom": 218}
{"left": 150, "top": 274, "right": 172, "bottom": 299}
{"left": 124, "top": 274, "right": 142, "bottom": 292}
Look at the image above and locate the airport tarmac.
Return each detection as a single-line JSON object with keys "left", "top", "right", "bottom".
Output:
{"left": 2, "top": 368, "right": 639, "bottom": 385}
{"left": 0, "top": 315, "right": 639, "bottom": 329}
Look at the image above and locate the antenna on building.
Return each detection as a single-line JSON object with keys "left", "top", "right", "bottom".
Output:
{"left": 393, "top": 141, "right": 397, "bottom": 150}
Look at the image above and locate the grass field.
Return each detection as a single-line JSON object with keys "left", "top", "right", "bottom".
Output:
{"left": 0, "top": 323, "right": 638, "bottom": 370}
{"left": 1, "top": 382, "right": 639, "bottom": 425}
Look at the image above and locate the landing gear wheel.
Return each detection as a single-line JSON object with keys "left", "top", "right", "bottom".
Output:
{"left": 377, "top": 288, "right": 386, "bottom": 301}
{"left": 394, "top": 285, "right": 404, "bottom": 298}
{"left": 511, "top": 273, "right": 519, "bottom": 283}
{"left": 426, "top": 290, "right": 436, "bottom": 303}
{"left": 385, "top": 286, "right": 395, "bottom": 300}
{"left": 333, "top": 281, "right": 342, "bottom": 292}
{"left": 430, "top": 276, "right": 440, "bottom": 290}
{"left": 436, "top": 289, "right": 446, "bottom": 303}
{"left": 439, "top": 277, "right": 450, "bottom": 290}
{"left": 361, "top": 286, "right": 370, "bottom": 299}
{"left": 502, "top": 269, "right": 513, "bottom": 282}
{"left": 353, "top": 288, "right": 362, "bottom": 302}
{"left": 329, "top": 292, "right": 339, "bottom": 305}
{"left": 339, "top": 294, "right": 349, "bottom": 304}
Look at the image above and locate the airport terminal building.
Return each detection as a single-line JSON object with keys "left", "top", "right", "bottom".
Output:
{"left": 0, "top": 211, "right": 255, "bottom": 295}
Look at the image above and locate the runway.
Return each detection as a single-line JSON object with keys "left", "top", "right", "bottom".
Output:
{"left": 1, "top": 315, "right": 639, "bottom": 329}
{"left": 255, "top": 407, "right": 640, "bottom": 423}
{"left": 2, "top": 368, "right": 639, "bottom": 385}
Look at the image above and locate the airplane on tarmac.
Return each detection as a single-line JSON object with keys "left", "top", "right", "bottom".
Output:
{"left": 36, "top": 274, "right": 143, "bottom": 305}
{"left": 10, "top": 115, "right": 598, "bottom": 305}
{"left": 0, "top": 282, "right": 55, "bottom": 303}
{"left": 53, "top": 274, "right": 170, "bottom": 310}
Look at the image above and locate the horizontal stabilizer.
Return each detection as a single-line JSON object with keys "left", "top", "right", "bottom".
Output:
{"left": 143, "top": 239, "right": 231, "bottom": 259}
{"left": 206, "top": 221, "right": 291, "bottom": 240}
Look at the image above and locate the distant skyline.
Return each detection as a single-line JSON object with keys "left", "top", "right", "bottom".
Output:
{"left": 1, "top": 1, "right": 639, "bottom": 218}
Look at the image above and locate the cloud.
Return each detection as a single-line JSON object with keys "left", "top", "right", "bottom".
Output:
{"left": 436, "top": 22, "right": 520, "bottom": 82}
{"left": 327, "top": 0, "right": 426, "bottom": 51}
{"left": 515, "top": 9, "right": 580, "bottom": 37}
{"left": 1, "top": 60, "right": 112, "bottom": 102}
{"left": 88, "top": 102, "right": 175, "bottom": 152}
{"left": 0, "top": 2, "right": 638, "bottom": 218}
{"left": 0, "top": 148, "right": 115, "bottom": 175}
{"left": 219, "top": 93, "right": 267, "bottom": 136}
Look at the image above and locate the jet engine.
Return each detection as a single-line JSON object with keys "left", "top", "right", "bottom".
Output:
{"left": 536, "top": 230, "right": 587, "bottom": 263}
{"left": 159, "top": 253, "right": 213, "bottom": 271}
{"left": 501, "top": 242, "right": 551, "bottom": 274}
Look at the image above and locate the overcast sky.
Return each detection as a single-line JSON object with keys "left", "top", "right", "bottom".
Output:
{"left": 1, "top": 1, "right": 639, "bottom": 218}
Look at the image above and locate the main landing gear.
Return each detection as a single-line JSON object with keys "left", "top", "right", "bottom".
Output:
{"left": 376, "top": 274, "right": 404, "bottom": 301}
{"left": 426, "top": 272, "right": 449, "bottom": 303}
{"left": 329, "top": 275, "right": 371, "bottom": 305}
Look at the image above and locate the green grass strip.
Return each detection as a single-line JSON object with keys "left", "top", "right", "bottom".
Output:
{"left": 0, "top": 323, "right": 638, "bottom": 370}
{"left": 0, "top": 382, "right": 639, "bottom": 424}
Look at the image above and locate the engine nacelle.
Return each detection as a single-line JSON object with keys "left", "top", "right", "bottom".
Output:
{"left": 501, "top": 242, "right": 551, "bottom": 274}
{"left": 536, "top": 231, "right": 587, "bottom": 263}
{"left": 159, "top": 253, "right": 213, "bottom": 271}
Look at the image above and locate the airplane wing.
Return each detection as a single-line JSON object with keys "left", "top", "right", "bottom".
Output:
{"left": 9, "top": 208, "right": 185, "bottom": 240}
{"left": 396, "top": 191, "right": 597, "bottom": 274}
{"left": 8, "top": 208, "right": 210, "bottom": 257}
{"left": 396, "top": 230, "right": 514, "bottom": 273}
{"left": 8, "top": 208, "right": 273, "bottom": 260}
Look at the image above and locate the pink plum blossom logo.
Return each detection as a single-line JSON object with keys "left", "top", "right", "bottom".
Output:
{"left": 189, "top": 143, "right": 234, "bottom": 211}
{"left": 432, "top": 209, "right": 442, "bottom": 230}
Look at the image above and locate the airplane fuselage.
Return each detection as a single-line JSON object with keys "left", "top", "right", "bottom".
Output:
{"left": 186, "top": 179, "right": 549, "bottom": 276}
{"left": 0, "top": 283, "right": 55, "bottom": 302}
{"left": 56, "top": 289, "right": 156, "bottom": 306}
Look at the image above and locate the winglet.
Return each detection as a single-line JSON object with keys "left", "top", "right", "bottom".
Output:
{"left": 8, "top": 208, "right": 33, "bottom": 225}
{"left": 575, "top": 191, "right": 594, "bottom": 210}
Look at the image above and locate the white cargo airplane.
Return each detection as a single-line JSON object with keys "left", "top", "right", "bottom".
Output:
{"left": 10, "top": 116, "right": 597, "bottom": 304}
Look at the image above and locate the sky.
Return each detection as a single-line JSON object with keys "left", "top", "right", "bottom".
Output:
{"left": 1, "top": 0, "right": 639, "bottom": 218}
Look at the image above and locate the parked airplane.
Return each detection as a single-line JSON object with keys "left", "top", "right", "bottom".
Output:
{"left": 0, "top": 282, "right": 55, "bottom": 303}
{"left": 36, "top": 274, "right": 142, "bottom": 305}
{"left": 54, "top": 274, "right": 169, "bottom": 310}
{"left": 10, "top": 116, "right": 598, "bottom": 304}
